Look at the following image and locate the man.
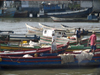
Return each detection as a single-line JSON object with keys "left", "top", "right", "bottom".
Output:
{"left": 76, "top": 28, "right": 81, "bottom": 45}
{"left": 88, "top": 31, "right": 97, "bottom": 54}
{"left": 50, "top": 33, "right": 57, "bottom": 53}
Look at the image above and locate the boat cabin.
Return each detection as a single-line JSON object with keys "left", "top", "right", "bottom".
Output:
{"left": 43, "top": 28, "right": 67, "bottom": 37}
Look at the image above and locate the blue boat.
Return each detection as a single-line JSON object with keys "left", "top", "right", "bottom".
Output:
{"left": 0, "top": 8, "right": 15, "bottom": 17}
{"left": 37, "top": 6, "right": 93, "bottom": 18}
{"left": 0, "top": 49, "right": 100, "bottom": 68}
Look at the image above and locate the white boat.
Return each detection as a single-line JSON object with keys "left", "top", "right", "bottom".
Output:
{"left": 25, "top": 23, "right": 42, "bottom": 35}
{"left": 25, "top": 23, "right": 42, "bottom": 31}
{"left": 38, "top": 23, "right": 77, "bottom": 35}
{"left": 61, "top": 24, "right": 88, "bottom": 35}
{"left": 38, "top": 23, "right": 72, "bottom": 33}
{"left": 38, "top": 23, "right": 55, "bottom": 29}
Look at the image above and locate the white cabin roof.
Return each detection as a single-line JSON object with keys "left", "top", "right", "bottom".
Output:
{"left": 43, "top": 28, "right": 67, "bottom": 37}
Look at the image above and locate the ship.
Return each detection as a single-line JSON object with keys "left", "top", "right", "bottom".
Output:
{"left": 37, "top": 2, "right": 93, "bottom": 18}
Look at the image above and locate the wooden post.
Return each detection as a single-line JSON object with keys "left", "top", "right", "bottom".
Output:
{"left": 21, "top": 40, "right": 23, "bottom": 50}
{"left": 0, "top": 42, "right": 1, "bottom": 51}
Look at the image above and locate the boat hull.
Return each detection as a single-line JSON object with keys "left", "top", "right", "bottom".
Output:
{"left": 51, "top": 17, "right": 99, "bottom": 22}
{"left": 40, "top": 36, "right": 88, "bottom": 46}
{"left": 0, "top": 11, "right": 15, "bottom": 18}
{"left": 1, "top": 51, "right": 100, "bottom": 68}
{"left": 0, "top": 43, "right": 69, "bottom": 56}
{"left": 38, "top": 8, "right": 92, "bottom": 18}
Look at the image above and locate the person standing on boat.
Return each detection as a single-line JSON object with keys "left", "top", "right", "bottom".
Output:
{"left": 76, "top": 28, "right": 81, "bottom": 45}
{"left": 50, "top": 33, "right": 57, "bottom": 53}
{"left": 88, "top": 31, "right": 97, "bottom": 54}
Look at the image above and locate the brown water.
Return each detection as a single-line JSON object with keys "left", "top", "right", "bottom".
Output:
{"left": 0, "top": 18, "right": 100, "bottom": 75}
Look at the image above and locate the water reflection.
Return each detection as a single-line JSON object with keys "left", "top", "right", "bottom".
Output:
{"left": 0, "top": 18, "right": 53, "bottom": 23}
{"left": 1, "top": 67, "right": 100, "bottom": 75}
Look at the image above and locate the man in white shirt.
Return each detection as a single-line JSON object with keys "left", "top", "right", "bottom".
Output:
{"left": 50, "top": 33, "right": 57, "bottom": 53}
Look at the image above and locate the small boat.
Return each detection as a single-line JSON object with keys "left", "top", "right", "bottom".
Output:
{"left": 38, "top": 28, "right": 88, "bottom": 47}
{"left": 50, "top": 16, "right": 99, "bottom": 22}
{"left": 0, "top": 33, "right": 40, "bottom": 45}
{"left": 88, "top": 28, "right": 100, "bottom": 34}
{"left": 1, "top": 49, "right": 100, "bottom": 68}
{"left": 10, "top": 35, "right": 40, "bottom": 42}
{"left": 0, "top": 42, "right": 40, "bottom": 51}
{"left": 0, "top": 8, "right": 15, "bottom": 18}
{"left": 39, "top": 23, "right": 54, "bottom": 29}
{"left": 25, "top": 23, "right": 42, "bottom": 35}
{"left": 0, "top": 42, "right": 69, "bottom": 56}
{"left": 40, "top": 36, "right": 88, "bottom": 46}
{"left": 61, "top": 24, "right": 72, "bottom": 28}
{"left": 25, "top": 23, "right": 42, "bottom": 31}
{"left": 66, "top": 40, "right": 100, "bottom": 52}
{"left": 61, "top": 24, "right": 88, "bottom": 35}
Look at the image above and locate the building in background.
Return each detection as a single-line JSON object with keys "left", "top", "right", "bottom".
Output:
{"left": 0, "top": 0, "right": 100, "bottom": 18}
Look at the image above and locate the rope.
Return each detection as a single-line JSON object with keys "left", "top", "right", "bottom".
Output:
{"left": 8, "top": 56, "right": 21, "bottom": 62}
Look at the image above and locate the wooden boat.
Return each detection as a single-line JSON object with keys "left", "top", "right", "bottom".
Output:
{"left": 25, "top": 23, "right": 42, "bottom": 35}
{"left": 88, "top": 28, "right": 100, "bottom": 34}
{"left": 66, "top": 40, "right": 100, "bottom": 52}
{"left": 25, "top": 23, "right": 42, "bottom": 31}
{"left": 0, "top": 33, "right": 40, "bottom": 42}
{"left": 1, "top": 49, "right": 100, "bottom": 68}
{"left": 10, "top": 36, "right": 40, "bottom": 42}
{"left": 50, "top": 16, "right": 99, "bottom": 22}
{"left": 0, "top": 43, "right": 40, "bottom": 51}
{"left": 0, "top": 42, "right": 69, "bottom": 56}
{"left": 61, "top": 24, "right": 74, "bottom": 29}
{"left": 40, "top": 36, "right": 88, "bottom": 46}
{"left": 39, "top": 23, "right": 54, "bottom": 29}
{"left": 26, "top": 23, "right": 74, "bottom": 35}
{"left": 61, "top": 24, "right": 88, "bottom": 35}
{"left": 27, "top": 30, "right": 42, "bottom": 35}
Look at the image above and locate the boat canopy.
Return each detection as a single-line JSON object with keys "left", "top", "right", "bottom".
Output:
{"left": 43, "top": 28, "right": 67, "bottom": 37}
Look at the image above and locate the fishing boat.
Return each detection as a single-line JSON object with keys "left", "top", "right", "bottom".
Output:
{"left": 37, "top": 7, "right": 92, "bottom": 18}
{"left": 0, "top": 42, "right": 40, "bottom": 51}
{"left": 0, "top": 42, "right": 69, "bottom": 56}
{"left": 66, "top": 40, "right": 100, "bottom": 52}
{"left": 61, "top": 24, "right": 74, "bottom": 29}
{"left": 0, "top": 49, "right": 100, "bottom": 68}
{"left": 50, "top": 16, "right": 99, "bottom": 22}
{"left": 61, "top": 24, "right": 88, "bottom": 35}
{"left": 39, "top": 23, "right": 54, "bottom": 29}
{"left": 0, "top": 33, "right": 40, "bottom": 42}
{"left": 0, "top": 8, "right": 15, "bottom": 18}
{"left": 25, "top": 23, "right": 42, "bottom": 31}
{"left": 25, "top": 23, "right": 42, "bottom": 35}
{"left": 88, "top": 28, "right": 100, "bottom": 34}
{"left": 40, "top": 36, "right": 88, "bottom": 46}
